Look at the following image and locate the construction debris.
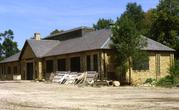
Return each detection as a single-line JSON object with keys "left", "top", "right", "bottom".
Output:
{"left": 112, "top": 81, "right": 120, "bottom": 87}
{"left": 49, "top": 71, "right": 121, "bottom": 87}
{"left": 49, "top": 71, "right": 98, "bottom": 85}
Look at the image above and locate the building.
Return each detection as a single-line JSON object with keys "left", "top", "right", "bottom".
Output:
{"left": 0, "top": 27, "right": 175, "bottom": 84}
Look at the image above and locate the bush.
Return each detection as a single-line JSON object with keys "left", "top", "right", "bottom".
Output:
{"left": 156, "top": 75, "right": 174, "bottom": 87}
{"left": 168, "top": 60, "right": 179, "bottom": 85}
{"left": 156, "top": 60, "right": 179, "bottom": 87}
{"left": 144, "top": 78, "right": 156, "bottom": 84}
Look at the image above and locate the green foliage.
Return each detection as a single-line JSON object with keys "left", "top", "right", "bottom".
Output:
{"left": 0, "top": 29, "right": 14, "bottom": 39}
{"left": 169, "top": 60, "right": 179, "bottom": 84}
{"left": 0, "top": 29, "right": 19, "bottom": 60}
{"left": 2, "top": 38, "right": 19, "bottom": 58}
{"left": 121, "top": 2, "right": 145, "bottom": 33}
{"left": 111, "top": 16, "right": 138, "bottom": 65}
{"left": 156, "top": 60, "right": 179, "bottom": 87}
{"left": 93, "top": 18, "right": 113, "bottom": 30}
{"left": 156, "top": 75, "right": 174, "bottom": 87}
{"left": 111, "top": 16, "right": 147, "bottom": 66}
{"left": 143, "top": 9, "right": 157, "bottom": 36}
{"left": 110, "top": 2, "right": 148, "bottom": 84}
{"left": 50, "top": 29, "right": 64, "bottom": 35}
{"left": 148, "top": 0, "right": 179, "bottom": 49}
{"left": 144, "top": 78, "right": 156, "bottom": 84}
{"left": 176, "top": 37, "right": 179, "bottom": 58}
{"left": 132, "top": 52, "right": 149, "bottom": 70}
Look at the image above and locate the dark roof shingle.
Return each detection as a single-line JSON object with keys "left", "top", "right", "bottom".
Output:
{"left": 0, "top": 28, "right": 175, "bottom": 63}
{"left": 99, "top": 30, "right": 175, "bottom": 52}
{"left": 0, "top": 52, "right": 21, "bottom": 63}
{"left": 142, "top": 38, "right": 175, "bottom": 51}
{"left": 27, "top": 40, "right": 60, "bottom": 58}
{"left": 45, "top": 29, "right": 111, "bottom": 57}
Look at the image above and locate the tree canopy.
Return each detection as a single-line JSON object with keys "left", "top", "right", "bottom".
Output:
{"left": 148, "top": 0, "right": 179, "bottom": 49}
{"left": 121, "top": 2, "right": 145, "bottom": 34}
{"left": 50, "top": 29, "right": 64, "bottom": 35}
{"left": 0, "top": 29, "right": 19, "bottom": 60}
{"left": 93, "top": 18, "right": 113, "bottom": 30}
{"left": 111, "top": 16, "right": 147, "bottom": 84}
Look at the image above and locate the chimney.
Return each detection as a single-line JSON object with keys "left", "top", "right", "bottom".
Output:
{"left": 34, "top": 33, "right": 41, "bottom": 40}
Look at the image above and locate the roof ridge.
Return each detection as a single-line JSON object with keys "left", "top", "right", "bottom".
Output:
{"left": 101, "top": 37, "right": 111, "bottom": 48}
{"left": 27, "top": 40, "right": 60, "bottom": 58}
{"left": 44, "top": 26, "right": 93, "bottom": 39}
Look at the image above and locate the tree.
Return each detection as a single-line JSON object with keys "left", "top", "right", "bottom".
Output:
{"left": 143, "top": 9, "right": 157, "bottom": 36}
{"left": 2, "top": 38, "right": 19, "bottom": 58}
{"left": 50, "top": 29, "right": 63, "bottom": 35}
{"left": 111, "top": 16, "right": 146, "bottom": 84}
{"left": 176, "top": 36, "right": 179, "bottom": 57}
{"left": 121, "top": 2, "right": 145, "bottom": 34}
{"left": 93, "top": 18, "right": 113, "bottom": 30}
{"left": 0, "top": 29, "right": 19, "bottom": 59}
{"left": 148, "top": 0, "right": 179, "bottom": 49}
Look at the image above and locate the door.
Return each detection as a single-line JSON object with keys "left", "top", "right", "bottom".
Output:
{"left": 70, "top": 57, "right": 81, "bottom": 72}
{"left": 26, "top": 62, "right": 33, "bottom": 80}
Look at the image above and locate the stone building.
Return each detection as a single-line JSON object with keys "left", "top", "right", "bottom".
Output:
{"left": 0, "top": 27, "right": 175, "bottom": 84}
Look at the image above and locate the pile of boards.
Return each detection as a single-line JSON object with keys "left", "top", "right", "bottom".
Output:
{"left": 49, "top": 71, "right": 98, "bottom": 85}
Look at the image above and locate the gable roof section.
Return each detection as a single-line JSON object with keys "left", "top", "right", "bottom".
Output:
{"left": 26, "top": 40, "right": 60, "bottom": 58}
{"left": 99, "top": 30, "right": 175, "bottom": 52}
{"left": 44, "top": 29, "right": 111, "bottom": 57}
{"left": 0, "top": 52, "right": 21, "bottom": 63}
{"left": 31, "top": 29, "right": 175, "bottom": 57}
{"left": 142, "top": 38, "right": 175, "bottom": 51}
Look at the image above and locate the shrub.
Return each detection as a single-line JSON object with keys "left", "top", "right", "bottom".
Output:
{"left": 168, "top": 60, "right": 179, "bottom": 85}
{"left": 156, "top": 75, "right": 174, "bottom": 87}
{"left": 144, "top": 78, "right": 156, "bottom": 84}
{"left": 156, "top": 60, "right": 179, "bottom": 87}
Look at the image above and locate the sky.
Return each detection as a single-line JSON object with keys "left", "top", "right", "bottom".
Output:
{"left": 0, "top": 0, "right": 159, "bottom": 49}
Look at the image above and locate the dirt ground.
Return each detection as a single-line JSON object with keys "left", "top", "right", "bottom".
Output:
{"left": 0, "top": 81, "right": 179, "bottom": 110}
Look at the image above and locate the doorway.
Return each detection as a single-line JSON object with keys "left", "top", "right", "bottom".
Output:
{"left": 26, "top": 62, "right": 34, "bottom": 80}
{"left": 70, "top": 57, "right": 80, "bottom": 72}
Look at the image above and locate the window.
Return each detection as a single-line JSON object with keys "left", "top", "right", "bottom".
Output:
{"left": 8, "top": 66, "right": 11, "bottom": 74}
{"left": 58, "top": 59, "right": 66, "bottom": 71}
{"left": 70, "top": 57, "right": 80, "bottom": 72}
{"left": 46, "top": 60, "right": 54, "bottom": 73}
{"left": 133, "top": 54, "right": 149, "bottom": 71}
{"left": 86, "top": 55, "right": 91, "bottom": 71}
{"left": 93, "top": 54, "right": 98, "bottom": 72}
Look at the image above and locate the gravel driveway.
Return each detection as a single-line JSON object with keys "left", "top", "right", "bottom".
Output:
{"left": 0, "top": 81, "right": 179, "bottom": 110}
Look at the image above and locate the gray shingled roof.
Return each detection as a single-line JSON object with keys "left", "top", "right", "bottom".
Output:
{"left": 27, "top": 39, "right": 60, "bottom": 58}
{"left": 98, "top": 30, "right": 175, "bottom": 52}
{"left": 142, "top": 38, "right": 175, "bottom": 51}
{"left": 0, "top": 28, "right": 175, "bottom": 63}
{"left": 45, "top": 29, "right": 111, "bottom": 57}
{"left": 0, "top": 52, "right": 21, "bottom": 63}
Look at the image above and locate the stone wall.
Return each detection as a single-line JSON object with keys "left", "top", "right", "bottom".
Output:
{"left": 131, "top": 52, "right": 174, "bottom": 84}
{"left": 0, "top": 62, "right": 20, "bottom": 80}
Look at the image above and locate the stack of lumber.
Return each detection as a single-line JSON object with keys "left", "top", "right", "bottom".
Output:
{"left": 50, "top": 71, "right": 98, "bottom": 85}
{"left": 51, "top": 71, "right": 68, "bottom": 83}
